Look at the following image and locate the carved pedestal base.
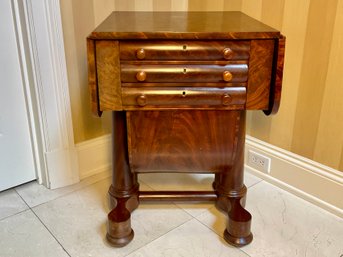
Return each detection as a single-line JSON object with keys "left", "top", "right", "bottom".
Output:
{"left": 223, "top": 197, "right": 253, "bottom": 247}
{"left": 215, "top": 186, "right": 253, "bottom": 247}
{"left": 106, "top": 198, "right": 134, "bottom": 247}
{"left": 107, "top": 110, "right": 252, "bottom": 247}
{"left": 106, "top": 185, "right": 139, "bottom": 247}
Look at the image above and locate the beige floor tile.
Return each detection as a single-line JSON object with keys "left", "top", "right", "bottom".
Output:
{"left": 126, "top": 219, "right": 249, "bottom": 257}
{"left": 139, "top": 173, "right": 215, "bottom": 191}
{"left": 139, "top": 171, "right": 261, "bottom": 191}
{"left": 0, "top": 189, "right": 28, "bottom": 220}
{"left": 197, "top": 181, "right": 343, "bottom": 257}
{"left": 5, "top": 170, "right": 341, "bottom": 257}
{"left": 33, "top": 178, "right": 192, "bottom": 257}
{"left": 140, "top": 171, "right": 261, "bottom": 218}
{"left": 0, "top": 210, "right": 69, "bottom": 257}
{"left": 244, "top": 171, "right": 262, "bottom": 187}
{"left": 15, "top": 171, "right": 111, "bottom": 207}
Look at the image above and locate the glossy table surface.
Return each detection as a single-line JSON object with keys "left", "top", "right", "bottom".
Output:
{"left": 89, "top": 11, "right": 280, "bottom": 40}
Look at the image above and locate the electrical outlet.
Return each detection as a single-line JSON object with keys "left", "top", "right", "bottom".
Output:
{"left": 248, "top": 150, "right": 271, "bottom": 173}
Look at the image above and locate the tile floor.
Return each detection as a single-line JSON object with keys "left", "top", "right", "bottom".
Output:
{"left": 0, "top": 171, "right": 342, "bottom": 257}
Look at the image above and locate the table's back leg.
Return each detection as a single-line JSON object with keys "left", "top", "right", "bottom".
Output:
{"left": 106, "top": 111, "right": 139, "bottom": 247}
{"left": 214, "top": 111, "right": 253, "bottom": 247}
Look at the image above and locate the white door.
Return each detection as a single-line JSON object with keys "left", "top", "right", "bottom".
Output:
{"left": 0, "top": 0, "right": 36, "bottom": 191}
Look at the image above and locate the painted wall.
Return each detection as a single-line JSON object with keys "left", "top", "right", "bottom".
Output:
{"left": 242, "top": 0, "right": 343, "bottom": 172}
{"left": 60, "top": 0, "right": 343, "bottom": 172}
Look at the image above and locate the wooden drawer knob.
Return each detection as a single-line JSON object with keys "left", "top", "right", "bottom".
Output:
{"left": 136, "top": 48, "right": 146, "bottom": 59}
{"left": 222, "top": 94, "right": 232, "bottom": 106}
{"left": 136, "top": 71, "right": 146, "bottom": 82}
{"left": 223, "top": 71, "right": 233, "bottom": 82}
{"left": 223, "top": 48, "right": 233, "bottom": 59}
{"left": 136, "top": 95, "right": 147, "bottom": 106}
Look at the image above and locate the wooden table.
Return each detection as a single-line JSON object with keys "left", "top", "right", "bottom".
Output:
{"left": 87, "top": 11, "right": 285, "bottom": 247}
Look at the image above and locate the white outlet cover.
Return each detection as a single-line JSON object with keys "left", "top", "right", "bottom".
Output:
{"left": 247, "top": 150, "right": 271, "bottom": 173}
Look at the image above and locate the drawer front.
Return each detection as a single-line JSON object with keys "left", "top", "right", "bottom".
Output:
{"left": 127, "top": 110, "right": 242, "bottom": 173}
{"left": 120, "top": 41, "right": 250, "bottom": 60}
{"left": 122, "top": 86, "right": 246, "bottom": 109}
{"left": 122, "top": 82, "right": 245, "bottom": 88}
{"left": 120, "top": 62, "right": 248, "bottom": 83}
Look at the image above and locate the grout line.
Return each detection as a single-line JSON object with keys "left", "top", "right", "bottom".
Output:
{"left": 12, "top": 191, "right": 72, "bottom": 256}
{"left": 30, "top": 208, "right": 72, "bottom": 257}
{"left": 137, "top": 179, "right": 155, "bottom": 191}
{"left": 14, "top": 191, "right": 72, "bottom": 256}
{"left": 0, "top": 208, "right": 71, "bottom": 257}
{"left": 0, "top": 188, "right": 31, "bottom": 222}
{"left": 6, "top": 172, "right": 260, "bottom": 257}
{"left": 193, "top": 206, "right": 252, "bottom": 257}
{"left": 0, "top": 209, "right": 31, "bottom": 222}
{"left": 247, "top": 179, "right": 263, "bottom": 189}
{"left": 122, "top": 217, "right": 195, "bottom": 257}
{"left": 14, "top": 185, "right": 76, "bottom": 209}
{"left": 28, "top": 176, "right": 111, "bottom": 210}
{"left": 14, "top": 173, "right": 111, "bottom": 209}
{"left": 0, "top": 190, "right": 30, "bottom": 222}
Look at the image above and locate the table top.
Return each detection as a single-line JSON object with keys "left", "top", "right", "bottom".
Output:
{"left": 89, "top": 11, "right": 280, "bottom": 40}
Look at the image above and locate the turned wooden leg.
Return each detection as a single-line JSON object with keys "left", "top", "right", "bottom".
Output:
{"left": 106, "top": 111, "right": 139, "bottom": 247}
{"left": 223, "top": 195, "right": 253, "bottom": 246}
{"left": 214, "top": 111, "right": 253, "bottom": 247}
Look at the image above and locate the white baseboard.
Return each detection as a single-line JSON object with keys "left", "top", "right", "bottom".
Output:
{"left": 24, "top": 0, "right": 79, "bottom": 188}
{"left": 45, "top": 147, "right": 79, "bottom": 189}
{"left": 76, "top": 134, "right": 112, "bottom": 180}
{"left": 245, "top": 135, "right": 343, "bottom": 218}
{"left": 75, "top": 134, "right": 343, "bottom": 217}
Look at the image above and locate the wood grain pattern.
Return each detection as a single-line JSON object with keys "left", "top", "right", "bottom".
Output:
{"left": 120, "top": 62, "right": 248, "bottom": 83}
{"left": 86, "top": 11, "right": 285, "bottom": 248}
{"left": 87, "top": 38, "right": 102, "bottom": 117}
{"left": 120, "top": 41, "right": 250, "bottom": 60}
{"left": 264, "top": 35, "right": 286, "bottom": 115}
{"left": 96, "top": 40, "right": 122, "bottom": 111}
{"left": 126, "top": 110, "right": 241, "bottom": 173}
{"left": 122, "top": 82, "right": 246, "bottom": 88}
{"left": 89, "top": 12, "right": 280, "bottom": 40}
{"left": 107, "top": 111, "right": 139, "bottom": 247}
{"left": 212, "top": 111, "right": 253, "bottom": 246}
{"left": 246, "top": 40, "right": 275, "bottom": 110}
{"left": 121, "top": 86, "right": 246, "bottom": 110}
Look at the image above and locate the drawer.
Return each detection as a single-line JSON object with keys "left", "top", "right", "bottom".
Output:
{"left": 122, "top": 86, "right": 246, "bottom": 109}
{"left": 120, "top": 62, "right": 248, "bottom": 83}
{"left": 120, "top": 41, "right": 250, "bottom": 60}
{"left": 122, "top": 82, "right": 245, "bottom": 88}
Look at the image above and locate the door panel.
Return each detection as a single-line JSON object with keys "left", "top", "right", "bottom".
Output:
{"left": 0, "top": 0, "right": 36, "bottom": 191}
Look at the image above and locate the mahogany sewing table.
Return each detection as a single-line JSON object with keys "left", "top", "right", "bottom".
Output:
{"left": 87, "top": 11, "right": 285, "bottom": 247}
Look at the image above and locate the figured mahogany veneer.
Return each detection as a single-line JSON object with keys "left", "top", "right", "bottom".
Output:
{"left": 127, "top": 110, "right": 241, "bottom": 173}
{"left": 87, "top": 11, "right": 285, "bottom": 248}
{"left": 120, "top": 62, "right": 248, "bottom": 83}
{"left": 122, "top": 87, "right": 246, "bottom": 109}
{"left": 120, "top": 41, "right": 250, "bottom": 60}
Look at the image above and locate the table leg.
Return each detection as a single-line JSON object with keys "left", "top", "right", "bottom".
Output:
{"left": 106, "top": 111, "right": 139, "bottom": 247}
{"left": 214, "top": 111, "right": 253, "bottom": 247}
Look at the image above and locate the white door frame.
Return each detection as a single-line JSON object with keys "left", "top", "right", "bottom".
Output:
{"left": 14, "top": 0, "right": 79, "bottom": 189}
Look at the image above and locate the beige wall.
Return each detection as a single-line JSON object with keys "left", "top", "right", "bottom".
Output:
{"left": 60, "top": 0, "right": 112, "bottom": 144}
{"left": 243, "top": 0, "right": 343, "bottom": 172}
{"left": 60, "top": 0, "right": 343, "bottom": 172}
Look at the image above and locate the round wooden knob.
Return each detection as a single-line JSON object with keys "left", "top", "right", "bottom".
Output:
{"left": 222, "top": 94, "right": 232, "bottom": 106}
{"left": 136, "top": 48, "right": 145, "bottom": 59}
{"left": 223, "top": 71, "right": 233, "bottom": 82}
{"left": 136, "top": 95, "right": 147, "bottom": 106}
{"left": 136, "top": 71, "right": 146, "bottom": 82}
{"left": 223, "top": 48, "right": 233, "bottom": 59}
